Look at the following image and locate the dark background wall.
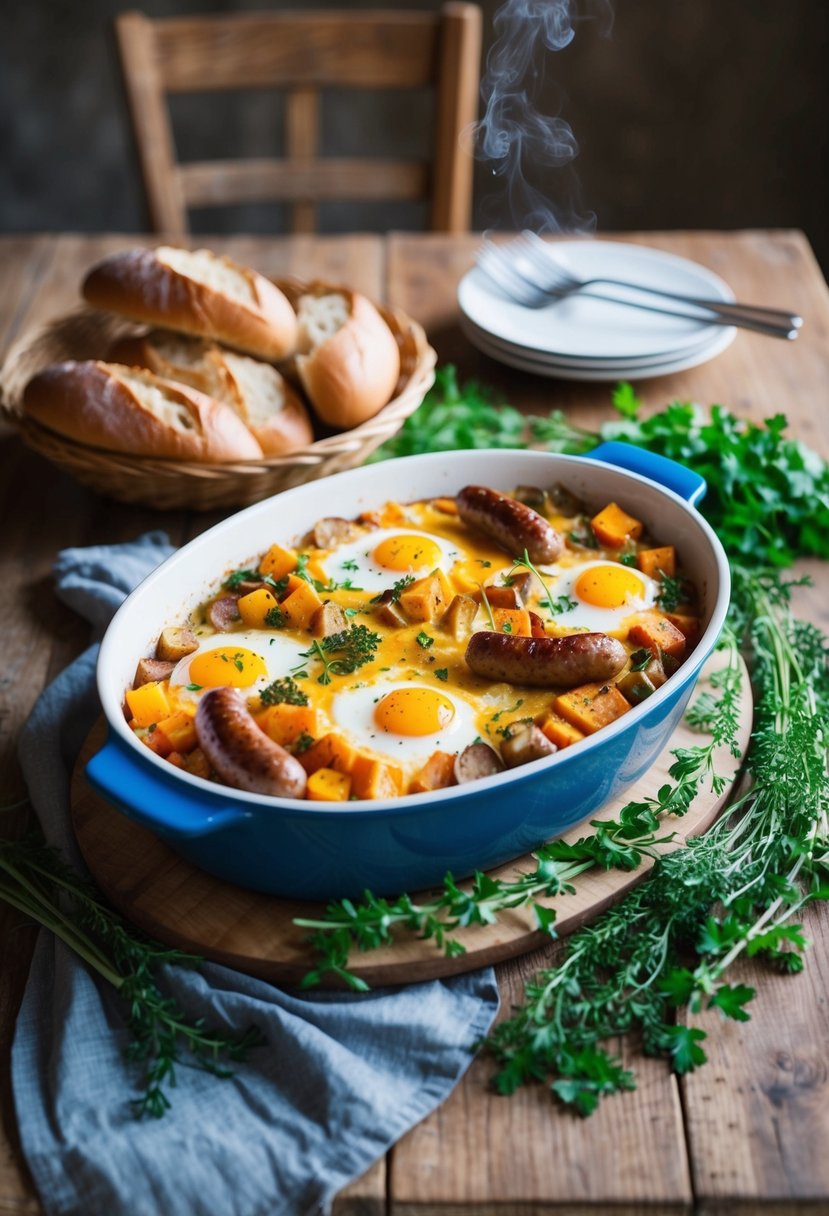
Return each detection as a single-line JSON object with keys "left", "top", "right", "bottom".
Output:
{"left": 2, "top": 0, "right": 827, "bottom": 269}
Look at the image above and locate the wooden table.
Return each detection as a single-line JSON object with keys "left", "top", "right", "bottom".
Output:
{"left": 1, "top": 231, "right": 828, "bottom": 1215}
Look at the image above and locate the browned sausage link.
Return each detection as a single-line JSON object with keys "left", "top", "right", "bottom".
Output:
{"left": 195, "top": 687, "right": 307, "bottom": 798}
{"left": 465, "top": 631, "right": 627, "bottom": 688}
{"left": 456, "top": 485, "right": 564, "bottom": 564}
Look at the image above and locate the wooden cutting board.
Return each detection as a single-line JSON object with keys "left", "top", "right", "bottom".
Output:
{"left": 70, "top": 652, "right": 751, "bottom": 987}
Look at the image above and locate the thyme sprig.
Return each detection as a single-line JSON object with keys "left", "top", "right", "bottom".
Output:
{"left": 0, "top": 831, "right": 265, "bottom": 1117}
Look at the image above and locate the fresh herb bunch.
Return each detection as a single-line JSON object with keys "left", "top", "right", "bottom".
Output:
{"left": 301, "top": 369, "right": 829, "bottom": 1113}
{"left": 0, "top": 830, "right": 265, "bottom": 1117}
{"left": 259, "top": 676, "right": 309, "bottom": 707}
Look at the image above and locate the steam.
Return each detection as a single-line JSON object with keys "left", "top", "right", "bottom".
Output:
{"left": 476, "top": 0, "right": 612, "bottom": 233}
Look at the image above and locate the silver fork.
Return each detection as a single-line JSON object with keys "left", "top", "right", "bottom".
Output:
{"left": 477, "top": 235, "right": 801, "bottom": 340}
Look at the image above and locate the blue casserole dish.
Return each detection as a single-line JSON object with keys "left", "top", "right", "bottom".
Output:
{"left": 88, "top": 443, "right": 730, "bottom": 898}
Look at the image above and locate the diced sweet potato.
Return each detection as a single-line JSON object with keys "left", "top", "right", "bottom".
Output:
{"left": 281, "top": 581, "right": 324, "bottom": 630}
{"left": 237, "top": 587, "right": 279, "bottom": 628}
{"left": 591, "top": 502, "right": 643, "bottom": 548}
{"left": 410, "top": 751, "right": 456, "bottom": 793}
{"left": 350, "top": 754, "right": 405, "bottom": 800}
{"left": 134, "top": 657, "right": 176, "bottom": 688}
{"left": 539, "top": 714, "right": 586, "bottom": 750}
{"left": 398, "top": 570, "right": 451, "bottom": 623}
{"left": 126, "top": 680, "right": 171, "bottom": 727}
{"left": 636, "top": 545, "right": 676, "bottom": 578}
{"left": 628, "top": 613, "right": 687, "bottom": 659}
{"left": 154, "top": 711, "right": 198, "bottom": 753}
{"left": 554, "top": 683, "right": 632, "bottom": 734}
{"left": 258, "top": 543, "right": 297, "bottom": 580}
{"left": 259, "top": 703, "right": 321, "bottom": 747}
{"left": 665, "top": 612, "right": 702, "bottom": 647}
{"left": 432, "top": 497, "right": 458, "bottom": 515}
{"left": 492, "top": 607, "right": 532, "bottom": 637}
{"left": 299, "top": 732, "right": 358, "bottom": 776}
{"left": 528, "top": 611, "right": 547, "bottom": 638}
{"left": 441, "top": 593, "right": 479, "bottom": 641}
{"left": 307, "top": 767, "right": 352, "bottom": 801}
{"left": 156, "top": 627, "right": 198, "bottom": 662}
{"left": 477, "top": 584, "right": 520, "bottom": 609}
{"left": 142, "top": 725, "right": 173, "bottom": 757}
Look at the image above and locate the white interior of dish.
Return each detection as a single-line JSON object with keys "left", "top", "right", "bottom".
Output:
{"left": 97, "top": 449, "right": 731, "bottom": 815}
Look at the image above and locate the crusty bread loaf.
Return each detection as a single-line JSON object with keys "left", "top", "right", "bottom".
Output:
{"left": 294, "top": 287, "right": 400, "bottom": 429}
{"left": 82, "top": 247, "right": 298, "bottom": 361}
{"left": 23, "top": 361, "right": 265, "bottom": 462}
{"left": 110, "top": 330, "right": 314, "bottom": 455}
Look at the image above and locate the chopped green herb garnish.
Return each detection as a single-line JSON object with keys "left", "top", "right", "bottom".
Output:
{"left": 416, "top": 631, "right": 434, "bottom": 648}
{"left": 264, "top": 605, "right": 286, "bottom": 628}
{"left": 434, "top": 668, "right": 449, "bottom": 682}
{"left": 259, "top": 676, "right": 309, "bottom": 707}
{"left": 656, "top": 571, "right": 685, "bottom": 612}
{"left": 295, "top": 624, "right": 381, "bottom": 685}
{"left": 185, "top": 683, "right": 202, "bottom": 692}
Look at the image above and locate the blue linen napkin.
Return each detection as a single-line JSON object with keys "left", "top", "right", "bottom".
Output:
{"left": 11, "top": 533, "right": 499, "bottom": 1216}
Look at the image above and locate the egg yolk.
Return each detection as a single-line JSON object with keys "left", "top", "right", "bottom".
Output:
{"left": 188, "top": 646, "right": 268, "bottom": 689}
{"left": 574, "top": 565, "right": 645, "bottom": 609}
{"left": 374, "top": 687, "right": 456, "bottom": 736}
{"left": 372, "top": 534, "right": 443, "bottom": 573}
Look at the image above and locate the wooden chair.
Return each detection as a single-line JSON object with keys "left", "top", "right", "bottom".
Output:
{"left": 115, "top": 5, "right": 482, "bottom": 237}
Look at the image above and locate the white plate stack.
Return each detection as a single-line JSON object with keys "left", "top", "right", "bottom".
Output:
{"left": 458, "top": 240, "right": 738, "bottom": 382}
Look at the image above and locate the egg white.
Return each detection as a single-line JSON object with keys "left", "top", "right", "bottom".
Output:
{"left": 545, "top": 559, "right": 659, "bottom": 633}
{"left": 318, "top": 528, "right": 464, "bottom": 592}
{"left": 169, "top": 630, "right": 307, "bottom": 706}
{"left": 330, "top": 678, "right": 479, "bottom": 763}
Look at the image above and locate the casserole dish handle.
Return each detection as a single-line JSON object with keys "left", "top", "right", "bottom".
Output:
{"left": 86, "top": 733, "right": 249, "bottom": 839}
{"left": 588, "top": 441, "right": 706, "bottom": 506}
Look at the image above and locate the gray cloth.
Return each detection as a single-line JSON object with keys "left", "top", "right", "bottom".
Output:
{"left": 11, "top": 534, "right": 499, "bottom": 1216}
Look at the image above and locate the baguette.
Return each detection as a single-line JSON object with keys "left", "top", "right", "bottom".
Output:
{"left": 295, "top": 287, "right": 400, "bottom": 429}
{"left": 23, "top": 361, "right": 265, "bottom": 462}
{"left": 82, "top": 247, "right": 298, "bottom": 361}
{"left": 110, "top": 331, "right": 314, "bottom": 455}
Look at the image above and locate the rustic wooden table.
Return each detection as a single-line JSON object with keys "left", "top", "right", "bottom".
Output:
{"left": 1, "top": 230, "right": 828, "bottom": 1215}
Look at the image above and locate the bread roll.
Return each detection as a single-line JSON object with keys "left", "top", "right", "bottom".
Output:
{"left": 23, "top": 361, "right": 264, "bottom": 462}
{"left": 294, "top": 287, "right": 400, "bottom": 429}
{"left": 110, "top": 331, "right": 314, "bottom": 455}
{"left": 82, "top": 247, "right": 298, "bottom": 361}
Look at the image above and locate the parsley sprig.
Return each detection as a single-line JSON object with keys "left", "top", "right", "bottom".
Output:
{"left": 295, "top": 624, "right": 380, "bottom": 685}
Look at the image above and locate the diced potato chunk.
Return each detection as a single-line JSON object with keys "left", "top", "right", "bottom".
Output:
{"left": 281, "top": 581, "right": 324, "bottom": 630}
{"left": 307, "top": 767, "right": 352, "bottom": 802}
{"left": 310, "top": 602, "right": 348, "bottom": 638}
{"left": 258, "top": 543, "right": 297, "bottom": 580}
{"left": 500, "top": 723, "right": 557, "bottom": 768}
{"left": 237, "top": 587, "right": 279, "bottom": 628}
{"left": 398, "top": 570, "right": 452, "bottom": 624}
{"left": 441, "top": 594, "right": 479, "bottom": 642}
{"left": 665, "top": 613, "right": 701, "bottom": 647}
{"left": 591, "top": 502, "right": 643, "bottom": 548}
{"left": 636, "top": 545, "right": 676, "bottom": 578}
{"left": 134, "top": 658, "right": 176, "bottom": 688}
{"left": 554, "top": 683, "right": 632, "bottom": 734}
{"left": 126, "top": 680, "right": 171, "bottom": 727}
{"left": 156, "top": 627, "right": 198, "bottom": 662}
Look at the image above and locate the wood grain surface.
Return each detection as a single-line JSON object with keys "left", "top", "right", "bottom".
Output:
{"left": 0, "top": 230, "right": 827, "bottom": 1215}
{"left": 69, "top": 650, "right": 751, "bottom": 987}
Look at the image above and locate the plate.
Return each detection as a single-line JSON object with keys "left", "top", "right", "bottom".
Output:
{"left": 458, "top": 239, "right": 737, "bottom": 361}
{"left": 460, "top": 316, "right": 737, "bottom": 382}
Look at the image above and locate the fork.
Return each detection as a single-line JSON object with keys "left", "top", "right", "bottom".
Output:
{"left": 478, "top": 235, "right": 801, "bottom": 340}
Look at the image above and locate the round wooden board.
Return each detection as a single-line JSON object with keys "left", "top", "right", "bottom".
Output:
{"left": 70, "top": 653, "right": 751, "bottom": 987}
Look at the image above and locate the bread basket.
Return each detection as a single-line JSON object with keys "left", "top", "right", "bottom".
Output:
{"left": 0, "top": 279, "right": 436, "bottom": 511}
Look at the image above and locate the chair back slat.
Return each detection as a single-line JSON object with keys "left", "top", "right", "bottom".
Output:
{"left": 154, "top": 12, "right": 441, "bottom": 92}
{"left": 178, "top": 160, "right": 430, "bottom": 207}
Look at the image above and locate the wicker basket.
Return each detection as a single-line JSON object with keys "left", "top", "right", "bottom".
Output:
{"left": 0, "top": 281, "right": 436, "bottom": 511}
